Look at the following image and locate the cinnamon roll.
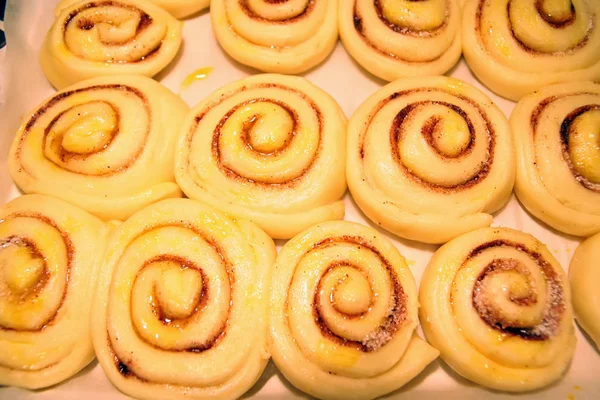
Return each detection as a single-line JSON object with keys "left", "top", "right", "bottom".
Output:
{"left": 42, "top": 0, "right": 182, "bottom": 89}
{"left": 269, "top": 221, "right": 439, "bottom": 400}
{"left": 462, "top": 0, "right": 600, "bottom": 101}
{"left": 9, "top": 75, "right": 188, "bottom": 221}
{"left": 511, "top": 81, "right": 600, "bottom": 236}
{"left": 175, "top": 74, "right": 347, "bottom": 239}
{"left": 339, "top": 0, "right": 462, "bottom": 81}
{"left": 569, "top": 232, "right": 600, "bottom": 348}
{"left": 92, "top": 198, "right": 276, "bottom": 399}
{"left": 0, "top": 195, "right": 109, "bottom": 389}
{"left": 210, "top": 0, "right": 338, "bottom": 73}
{"left": 347, "top": 76, "right": 514, "bottom": 244}
{"left": 420, "top": 227, "right": 576, "bottom": 392}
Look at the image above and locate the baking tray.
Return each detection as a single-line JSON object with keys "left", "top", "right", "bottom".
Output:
{"left": 0, "top": 1, "right": 597, "bottom": 399}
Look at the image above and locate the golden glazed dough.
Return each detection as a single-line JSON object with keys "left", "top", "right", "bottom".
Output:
{"left": 511, "top": 81, "right": 600, "bottom": 236}
{"left": 92, "top": 199, "right": 276, "bottom": 400}
{"left": 42, "top": 0, "right": 182, "bottom": 89}
{"left": 569, "top": 232, "right": 600, "bottom": 348}
{"left": 175, "top": 74, "right": 347, "bottom": 239}
{"left": 347, "top": 76, "right": 514, "bottom": 244}
{"left": 269, "top": 221, "right": 439, "bottom": 400}
{"left": 339, "top": 0, "right": 462, "bottom": 81}
{"left": 210, "top": 0, "right": 338, "bottom": 73}
{"left": 0, "top": 195, "right": 109, "bottom": 389}
{"left": 9, "top": 75, "right": 188, "bottom": 221}
{"left": 420, "top": 227, "right": 576, "bottom": 392}
{"left": 462, "top": 0, "right": 600, "bottom": 101}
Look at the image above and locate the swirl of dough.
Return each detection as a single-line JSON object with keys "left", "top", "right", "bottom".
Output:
{"left": 269, "top": 221, "right": 439, "bottom": 400}
{"left": 9, "top": 75, "right": 188, "bottom": 221}
{"left": 41, "top": 0, "right": 182, "bottom": 89}
{"left": 210, "top": 0, "right": 338, "bottom": 73}
{"left": 92, "top": 198, "right": 276, "bottom": 399}
{"left": 57, "top": 0, "right": 210, "bottom": 19}
{"left": 569, "top": 232, "right": 600, "bottom": 348}
{"left": 175, "top": 74, "right": 347, "bottom": 239}
{"left": 511, "top": 81, "right": 600, "bottom": 236}
{"left": 0, "top": 195, "right": 109, "bottom": 389}
{"left": 339, "top": 0, "right": 462, "bottom": 81}
{"left": 463, "top": 0, "right": 600, "bottom": 101}
{"left": 420, "top": 227, "right": 576, "bottom": 392}
{"left": 347, "top": 76, "right": 514, "bottom": 244}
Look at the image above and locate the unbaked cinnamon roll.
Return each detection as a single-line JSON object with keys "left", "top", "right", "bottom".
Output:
{"left": 175, "top": 74, "right": 347, "bottom": 239}
{"left": 0, "top": 195, "right": 109, "bottom": 389}
{"left": 42, "top": 0, "right": 182, "bottom": 89}
{"left": 462, "top": 0, "right": 600, "bottom": 101}
{"left": 270, "top": 220, "right": 439, "bottom": 400}
{"left": 210, "top": 0, "right": 338, "bottom": 73}
{"left": 347, "top": 76, "right": 515, "bottom": 244}
{"left": 569, "top": 232, "right": 600, "bottom": 348}
{"left": 339, "top": 0, "right": 462, "bottom": 81}
{"left": 420, "top": 227, "right": 576, "bottom": 392}
{"left": 9, "top": 75, "right": 188, "bottom": 221}
{"left": 511, "top": 81, "right": 600, "bottom": 236}
{"left": 92, "top": 198, "right": 276, "bottom": 399}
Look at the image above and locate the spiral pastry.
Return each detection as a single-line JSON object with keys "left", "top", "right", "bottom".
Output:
{"left": 175, "top": 74, "right": 347, "bottom": 239}
{"left": 570, "top": 233, "right": 600, "bottom": 349}
{"left": 41, "top": 0, "right": 182, "bottom": 89}
{"left": 210, "top": 0, "right": 338, "bottom": 73}
{"left": 339, "top": 0, "right": 462, "bottom": 81}
{"left": 511, "top": 81, "right": 600, "bottom": 236}
{"left": 347, "top": 76, "right": 514, "bottom": 244}
{"left": 0, "top": 195, "right": 109, "bottom": 389}
{"left": 419, "top": 227, "right": 576, "bottom": 392}
{"left": 9, "top": 75, "right": 188, "bottom": 221}
{"left": 269, "top": 221, "right": 439, "bottom": 400}
{"left": 462, "top": 0, "right": 600, "bottom": 101}
{"left": 92, "top": 198, "right": 276, "bottom": 399}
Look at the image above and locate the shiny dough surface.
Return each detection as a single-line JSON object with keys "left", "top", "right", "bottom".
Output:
{"left": 339, "top": 0, "right": 462, "bottom": 81}
{"left": 420, "top": 227, "right": 576, "bottom": 392}
{"left": 9, "top": 75, "right": 188, "bottom": 221}
{"left": 92, "top": 198, "right": 276, "bottom": 400}
{"left": 210, "top": 0, "right": 338, "bottom": 73}
{"left": 569, "top": 232, "right": 600, "bottom": 348}
{"left": 346, "top": 76, "right": 515, "bottom": 244}
{"left": 175, "top": 73, "right": 347, "bottom": 239}
{"left": 0, "top": 195, "right": 109, "bottom": 389}
{"left": 42, "top": 0, "right": 182, "bottom": 89}
{"left": 269, "top": 220, "right": 439, "bottom": 400}
{"left": 147, "top": 0, "right": 209, "bottom": 19}
{"left": 462, "top": 0, "right": 600, "bottom": 101}
{"left": 511, "top": 81, "right": 600, "bottom": 236}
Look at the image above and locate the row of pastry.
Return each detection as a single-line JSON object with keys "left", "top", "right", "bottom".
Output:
{"left": 1, "top": 194, "right": 598, "bottom": 399}
{"left": 41, "top": 0, "right": 600, "bottom": 100}
{"left": 7, "top": 73, "right": 600, "bottom": 243}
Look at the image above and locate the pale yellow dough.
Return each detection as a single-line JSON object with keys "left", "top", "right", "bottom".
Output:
{"left": 57, "top": 0, "right": 209, "bottom": 19}
{"left": 462, "top": 0, "right": 600, "bottom": 101}
{"left": 0, "top": 195, "right": 109, "bottom": 389}
{"left": 175, "top": 74, "right": 347, "bottom": 239}
{"left": 9, "top": 75, "right": 188, "bottom": 221}
{"left": 269, "top": 221, "right": 438, "bottom": 400}
{"left": 569, "top": 232, "right": 600, "bottom": 348}
{"left": 511, "top": 81, "right": 600, "bottom": 237}
{"left": 92, "top": 198, "right": 276, "bottom": 400}
{"left": 339, "top": 0, "right": 462, "bottom": 81}
{"left": 42, "top": 0, "right": 182, "bottom": 89}
{"left": 146, "top": 0, "right": 209, "bottom": 18}
{"left": 347, "top": 76, "right": 514, "bottom": 244}
{"left": 420, "top": 227, "right": 576, "bottom": 392}
{"left": 210, "top": 0, "right": 338, "bottom": 73}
